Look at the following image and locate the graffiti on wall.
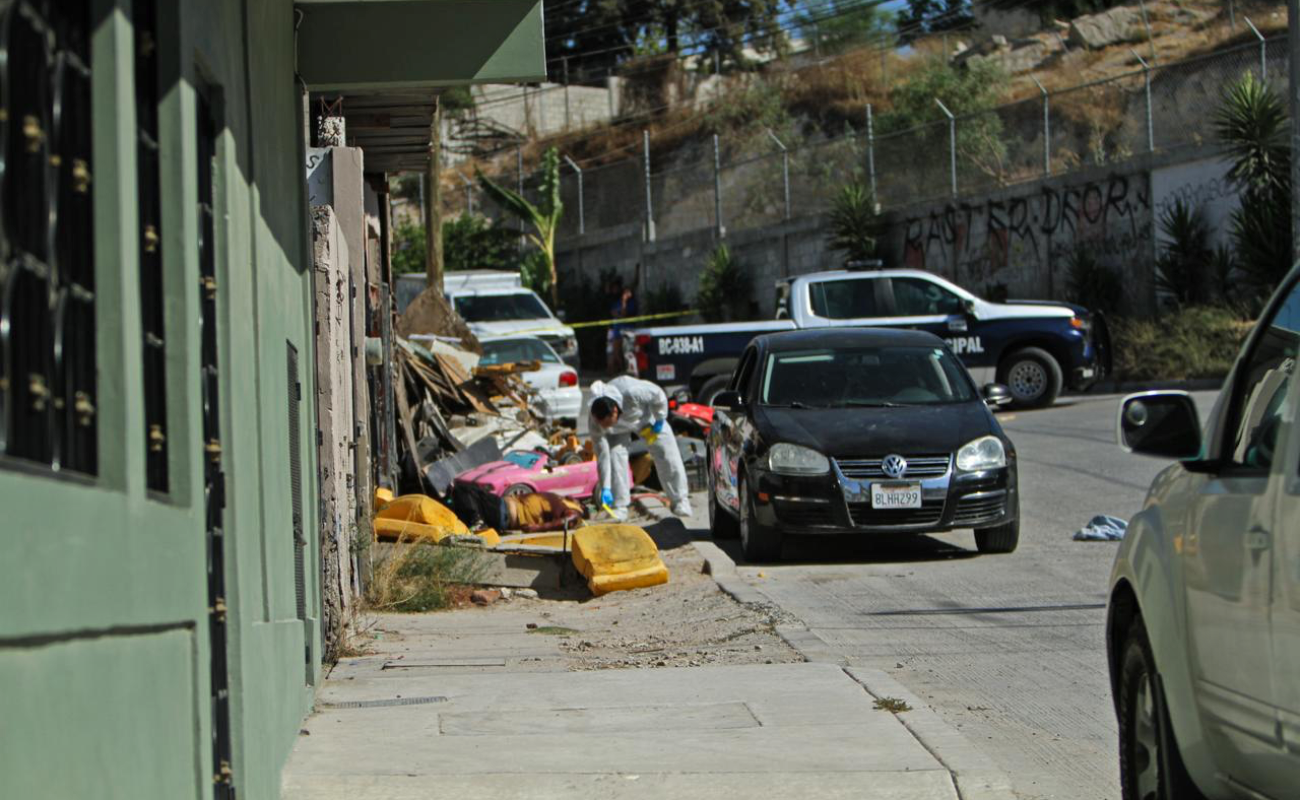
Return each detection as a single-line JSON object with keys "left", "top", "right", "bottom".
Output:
{"left": 898, "top": 173, "right": 1153, "bottom": 294}
{"left": 1150, "top": 157, "right": 1240, "bottom": 252}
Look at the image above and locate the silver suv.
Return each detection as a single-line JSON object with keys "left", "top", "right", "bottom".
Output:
{"left": 1107, "top": 267, "right": 1300, "bottom": 799}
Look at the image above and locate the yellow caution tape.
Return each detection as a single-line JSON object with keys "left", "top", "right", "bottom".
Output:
{"left": 480, "top": 309, "right": 697, "bottom": 338}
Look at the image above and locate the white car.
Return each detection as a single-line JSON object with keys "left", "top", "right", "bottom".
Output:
{"left": 1108, "top": 266, "right": 1300, "bottom": 799}
{"left": 444, "top": 271, "right": 579, "bottom": 366}
{"left": 480, "top": 336, "right": 581, "bottom": 424}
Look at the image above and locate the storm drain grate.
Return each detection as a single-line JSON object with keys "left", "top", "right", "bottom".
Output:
{"left": 320, "top": 695, "right": 449, "bottom": 709}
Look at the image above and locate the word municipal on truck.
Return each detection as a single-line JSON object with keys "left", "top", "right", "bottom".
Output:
{"left": 659, "top": 335, "right": 706, "bottom": 355}
{"left": 945, "top": 336, "right": 984, "bottom": 355}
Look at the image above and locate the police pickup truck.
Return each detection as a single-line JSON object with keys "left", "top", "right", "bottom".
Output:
{"left": 625, "top": 267, "right": 1110, "bottom": 409}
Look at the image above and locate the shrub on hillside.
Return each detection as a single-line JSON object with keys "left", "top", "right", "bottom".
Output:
{"left": 1112, "top": 307, "right": 1252, "bottom": 381}
{"left": 696, "top": 244, "right": 750, "bottom": 322}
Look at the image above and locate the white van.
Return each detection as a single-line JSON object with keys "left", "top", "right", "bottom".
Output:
{"left": 398, "top": 271, "right": 578, "bottom": 366}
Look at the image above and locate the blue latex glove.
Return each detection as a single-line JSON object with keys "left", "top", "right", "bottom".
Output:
{"left": 600, "top": 488, "right": 614, "bottom": 507}
{"left": 651, "top": 419, "right": 665, "bottom": 434}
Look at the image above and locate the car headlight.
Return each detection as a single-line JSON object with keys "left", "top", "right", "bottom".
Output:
{"left": 766, "top": 443, "right": 830, "bottom": 475}
{"left": 956, "top": 435, "right": 1006, "bottom": 471}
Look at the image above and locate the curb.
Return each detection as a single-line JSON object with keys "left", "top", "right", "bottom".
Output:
{"left": 694, "top": 539, "right": 1013, "bottom": 800}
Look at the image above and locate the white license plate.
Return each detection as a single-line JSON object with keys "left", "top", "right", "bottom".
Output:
{"left": 657, "top": 363, "right": 676, "bottom": 381}
{"left": 871, "top": 482, "right": 922, "bottom": 509}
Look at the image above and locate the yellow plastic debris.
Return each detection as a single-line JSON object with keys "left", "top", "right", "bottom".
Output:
{"left": 374, "top": 487, "right": 395, "bottom": 507}
{"left": 372, "top": 494, "right": 473, "bottom": 544}
{"left": 497, "top": 531, "right": 577, "bottom": 550}
{"left": 571, "top": 524, "right": 669, "bottom": 596}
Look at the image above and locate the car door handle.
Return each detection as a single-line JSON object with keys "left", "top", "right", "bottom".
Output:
{"left": 1244, "top": 526, "right": 1271, "bottom": 552}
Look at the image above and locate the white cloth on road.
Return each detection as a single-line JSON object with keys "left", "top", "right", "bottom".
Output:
{"left": 1073, "top": 514, "right": 1128, "bottom": 541}
{"left": 589, "top": 376, "right": 690, "bottom": 514}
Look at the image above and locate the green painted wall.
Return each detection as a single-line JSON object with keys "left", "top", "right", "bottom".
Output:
{"left": 0, "top": 2, "right": 319, "bottom": 797}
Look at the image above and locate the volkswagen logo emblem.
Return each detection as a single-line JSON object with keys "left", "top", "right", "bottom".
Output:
{"left": 881, "top": 454, "right": 908, "bottom": 479}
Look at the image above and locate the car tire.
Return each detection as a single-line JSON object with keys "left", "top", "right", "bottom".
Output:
{"left": 697, "top": 375, "right": 730, "bottom": 407}
{"left": 1118, "top": 618, "right": 1207, "bottom": 800}
{"left": 974, "top": 517, "right": 1019, "bottom": 554}
{"left": 739, "top": 475, "right": 783, "bottom": 562}
{"left": 503, "top": 483, "right": 532, "bottom": 498}
{"left": 709, "top": 482, "right": 739, "bottom": 539}
{"left": 999, "top": 347, "right": 1063, "bottom": 409}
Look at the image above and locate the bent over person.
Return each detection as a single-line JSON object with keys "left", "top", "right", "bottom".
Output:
{"left": 588, "top": 376, "right": 692, "bottom": 520}
{"left": 451, "top": 483, "right": 584, "bottom": 533}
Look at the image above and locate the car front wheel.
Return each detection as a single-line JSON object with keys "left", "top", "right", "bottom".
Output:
{"left": 1118, "top": 618, "right": 1207, "bottom": 800}
{"left": 974, "top": 517, "right": 1019, "bottom": 554}
{"left": 739, "top": 475, "right": 783, "bottom": 562}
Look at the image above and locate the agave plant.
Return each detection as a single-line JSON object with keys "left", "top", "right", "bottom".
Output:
{"left": 1155, "top": 199, "right": 1212, "bottom": 306}
{"left": 477, "top": 147, "right": 564, "bottom": 304}
{"left": 1214, "top": 73, "right": 1292, "bottom": 296}
{"left": 696, "top": 244, "right": 750, "bottom": 323}
{"left": 827, "top": 180, "right": 880, "bottom": 265}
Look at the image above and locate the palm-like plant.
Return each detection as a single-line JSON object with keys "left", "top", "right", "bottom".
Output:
{"left": 1155, "top": 199, "right": 1212, "bottom": 306}
{"left": 477, "top": 147, "right": 565, "bottom": 304}
{"left": 827, "top": 180, "right": 880, "bottom": 265}
{"left": 1215, "top": 73, "right": 1292, "bottom": 296}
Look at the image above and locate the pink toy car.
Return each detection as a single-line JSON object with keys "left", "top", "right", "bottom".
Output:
{"left": 454, "top": 451, "right": 606, "bottom": 499}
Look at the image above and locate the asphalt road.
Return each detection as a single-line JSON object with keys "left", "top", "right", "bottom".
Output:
{"left": 692, "top": 391, "right": 1218, "bottom": 800}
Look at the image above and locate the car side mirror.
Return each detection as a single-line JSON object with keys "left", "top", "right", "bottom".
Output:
{"left": 982, "top": 383, "right": 1013, "bottom": 407}
{"left": 1118, "top": 392, "right": 1202, "bottom": 460}
{"left": 713, "top": 390, "right": 745, "bottom": 412}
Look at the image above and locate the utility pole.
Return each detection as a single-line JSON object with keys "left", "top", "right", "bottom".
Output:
{"left": 1291, "top": 0, "right": 1300, "bottom": 261}
{"left": 425, "top": 97, "right": 443, "bottom": 291}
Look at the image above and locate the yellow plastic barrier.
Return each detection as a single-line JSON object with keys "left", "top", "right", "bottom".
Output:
{"left": 571, "top": 524, "right": 669, "bottom": 596}
{"left": 376, "top": 495, "right": 468, "bottom": 531}
{"left": 373, "top": 518, "right": 499, "bottom": 547}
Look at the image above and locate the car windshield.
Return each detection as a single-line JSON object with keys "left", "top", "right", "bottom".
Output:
{"left": 453, "top": 292, "right": 552, "bottom": 322}
{"left": 760, "top": 346, "right": 977, "bottom": 407}
{"left": 503, "top": 451, "right": 543, "bottom": 469}
{"left": 480, "top": 338, "right": 561, "bottom": 366}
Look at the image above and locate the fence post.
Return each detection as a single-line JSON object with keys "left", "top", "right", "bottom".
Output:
{"left": 563, "top": 57, "right": 571, "bottom": 131}
{"left": 643, "top": 130, "right": 655, "bottom": 242}
{"left": 1132, "top": 50, "right": 1155, "bottom": 152}
{"left": 713, "top": 133, "right": 724, "bottom": 238}
{"left": 607, "top": 69, "right": 615, "bottom": 117}
{"left": 1246, "top": 17, "right": 1265, "bottom": 79}
{"left": 1137, "top": 0, "right": 1156, "bottom": 63}
{"left": 1229, "top": 0, "right": 1236, "bottom": 30}
{"left": 936, "top": 98, "right": 957, "bottom": 198}
{"left": 1032, "top": 76, "right": 1050, "bottom": 176}
{"left": 516, "top": 145, "right": 525, "bottom": 241}
{"left": 563, "top": 155, "right": 584, "bottom": 236}
{"left": 866, "top": 104, "right": 878, "bottom": 206}
{"left": 766, "top": 129, "right": 790, "bottom": 221}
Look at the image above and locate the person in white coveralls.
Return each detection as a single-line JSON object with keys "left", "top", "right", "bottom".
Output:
{"left": 588, "top": 375, "right": 693, "bottom": 520}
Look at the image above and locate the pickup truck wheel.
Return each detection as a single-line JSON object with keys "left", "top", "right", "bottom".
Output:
{"left": 974, "top": 517, "right": 1019, "bottom": 554}
{"left": 739, "top": 475, "right": 783, "bottom": 562}
{"left": 1118, "top": 618, "right": 1207, "bottom": 800}
{"left": 709, "top": 483, "right": 739, "bottom": 539}
{"left": 999, "top": 347, "right": 1063, "bottom": 409}
{"left": 697, "top": 375, "right": 731, "bottom": 407}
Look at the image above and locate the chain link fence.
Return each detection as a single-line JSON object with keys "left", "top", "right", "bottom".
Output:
{"left": 478, "top": 34, "right": 1288, "bottom": 249}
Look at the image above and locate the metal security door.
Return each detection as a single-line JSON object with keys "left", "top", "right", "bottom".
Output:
{"left": 196, "top": 92, "right": 235, "bottom": 799}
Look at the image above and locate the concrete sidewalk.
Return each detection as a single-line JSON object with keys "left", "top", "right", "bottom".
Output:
{"left": 282, "top": 607, "right": 960, "bottom": 800}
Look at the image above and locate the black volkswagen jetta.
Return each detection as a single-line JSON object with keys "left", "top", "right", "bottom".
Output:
{"left": 707, "top": 328, "right": 1019, "bottom": 561}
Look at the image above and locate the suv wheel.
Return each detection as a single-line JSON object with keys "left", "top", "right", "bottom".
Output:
{"left": 739, "top": 475, "right": 783, "bottom": 562}
{"left": 1000, "top": 347, "right": 1063, "bottom": 409}
{"left": 697, "top": 375, "right": 730, "bottom": 407}
{"left": 1118, "top": 618, "right": 1207, "bottom": 800}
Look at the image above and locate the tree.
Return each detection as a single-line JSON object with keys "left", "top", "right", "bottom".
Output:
{"left": 1214, "top": 72, "right": 1292, "bottom": 296}
{"left": 797, "top": 0, "right": 894, "bottom": 55}
{"left": 443, "top": 215, "right": 517, "bottom": 273}
{"left": 883, "top": 59, "right": 1009, "bottom": 180}
{"left": 896, "top": 0, "right": 972, "bottom": 44}
{"left": 1154, "top": 199, "right": 1213, "bottom": 306}
{"left": 391, "top": 221, "right": 426, "bottom": 275}
{"left": 478, "top": 147, "right": 565, "bottom": 305}
{"left": 827, "top": 181, "right": 880, "bottom": 264}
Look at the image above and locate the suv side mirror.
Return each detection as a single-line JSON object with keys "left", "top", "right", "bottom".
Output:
{"left": 713, "top": 390, "right": 745, "bottom": 412}
{"left": 1118, "top": 392, "right": 1202, "bottom": 459}
{"left": 982, "top": 383, "right": 1013, "bottom": 407}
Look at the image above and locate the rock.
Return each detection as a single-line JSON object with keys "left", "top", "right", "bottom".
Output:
{"left": 991, "top": 34, "right": 1009, "bottom": 49}
{"left": 499, "top": 587, "right": 513, "bottom": 600}
{"left": 526, "top": 622, "right": 538, "bottom": 629}
{"left": 515, "top": 588, "right": 539, "bottom": 599}
{"left": 471, "top": 589, "right": 501, "bottom": 605}
{"left": 1068, "top": 6, "right": 1143, "bottom": 50}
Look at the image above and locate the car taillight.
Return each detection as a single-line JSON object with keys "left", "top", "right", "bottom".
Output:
{"left": 635, "top": 335, "right": 651, "bottom": 376}
{"left": 668, "top": 398, "right": 678, "bottom": 410}
{"left": 559, "top": 371, "right": 578, "bottom": 387}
